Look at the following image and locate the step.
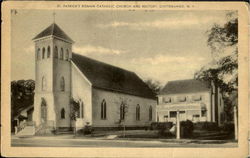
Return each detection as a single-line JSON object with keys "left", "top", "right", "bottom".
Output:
{"left": 16, "top": 126, "right": 35, "bottom": 137}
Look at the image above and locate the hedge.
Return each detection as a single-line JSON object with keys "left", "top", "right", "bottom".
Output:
{"left": 194, "top": 122, "right": 219, "bottom": 131}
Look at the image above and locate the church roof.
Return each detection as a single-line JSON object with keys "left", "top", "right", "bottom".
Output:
{"left": 159, "top": 79, "right": 211, "bottom": 95}
{"left": 33, "top": 23, "right": 74, "bottom": 43}
{"left": 72, "top": 53, "right": 156, "bottom": 99}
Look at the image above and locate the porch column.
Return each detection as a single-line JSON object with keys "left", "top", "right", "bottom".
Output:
{"left": 176, "top": 110, "right": 180, "bottom": 139}
{"left": 168, "top": 111, "right": 171, "bottom": 122}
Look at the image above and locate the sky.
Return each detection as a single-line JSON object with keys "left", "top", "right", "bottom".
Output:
{"left": 11, "top": 10, "right": 229, "bottom": 86}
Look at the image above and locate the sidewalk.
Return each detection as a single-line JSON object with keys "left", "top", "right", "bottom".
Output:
{"left": 12, "top": 134, "right": 238, "bottom": 145}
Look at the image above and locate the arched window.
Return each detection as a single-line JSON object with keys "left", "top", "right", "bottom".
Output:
{"left": 54, "top": 46, "right": 58, "bottom": 58}
{"left": 61, "top": 108, "right": 65, "bottom": 119}
{"left": 42, "top": 47, "right": 46, "bottom": 59}
{"left": 60, "top": 48, "right": 64, "bottom": 60}
{"left": 80, "top": 102, "right": 84, "bottom": 118}
{"left": 60, "top": 77, "right": 65, "bottom": 91}
{"left": 42, "top": 76, "right": 46, "bottom": 91}
{"left": 47, "top": 46, "right": 50, "bottom": 58}
{"left": 136, "top": 104, "right": 140, "bottom": 121}
{"left": 37, "top": 48, "right": 40, "bottom": 60}
{"left": 101, "top": 99, "right": 106, "bottom": 119}
{"left": 120, "top": 103, "right": 125, "bottom": 120}
{"left": 41, "top": 98, "right": 47, "bottom": 122}
{"left": 66, "top": 49, "right": 69, "bottom": 60}
{"left": 149, "top": 106, "right": 153, "bottom": 121}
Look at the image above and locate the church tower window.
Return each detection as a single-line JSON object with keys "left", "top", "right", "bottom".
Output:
{"left": 37, "top": 48, "right": 40, "bottom": 60}
{"left": 66, "top": 49, "right": 69, "bottom": 60}
{"left": 60, "top": 77, "right": 65, "bottom": 91}
{"left": 42, "top": 76, "right": 47, "bottom": 91}
{"left": 47, "top": 46, "right": 50, "bottom": 58}
{"left": 60, "top": 48, "right": 64, "bottom": 60}
{"left": 61, "top": 108, "right": 65, "bottom": 119}
{"left": 101, "top": 99, "right": 106, "bottom": 120}
{"left": 42, "top": 47, "right": 46, "bottom": 59}
{"left": 54, "top": 46, "right": 58, "bottom": 58}
{"left": 149, "top": 106, "right": 153, "bottom": 121}
{"left": 136, "top": 104, "right": 140, "bottom": 121}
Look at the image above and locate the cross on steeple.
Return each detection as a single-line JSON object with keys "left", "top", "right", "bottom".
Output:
{"left": 53, "top": 11, "right": 56, "bottom": 23}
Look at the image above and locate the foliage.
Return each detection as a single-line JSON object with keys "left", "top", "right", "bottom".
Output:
{"left": 70, "top": 98, "right": 80, "bottom": 121}
{"left": 115, "top": 97, "right": 130, "bottom": 124}
{"left": 150, "top": 122, "right": 173, "bottom": 130}
{"left": 77, "top": 122, "right": 94, "bottom": 135}
{"left": 194, "top": 122, "right": 219, "bottom": 131}
{"left": 180, "top": 120, "right": 194, "bottom": 138}
{"left": 83, "top": 123, "right": 94, "bottom": 135}
{"left": 220, "top": 122, "right": 234, "bottom": 134}
{"left": 194, "top": 12, "right": 238, "bottom": 121}
{"left": 114, "top": 97, "right": 130, "bottom": 137}
{"left": 144, "top": 79, "right": 162, "bottom": 95}
{"left": 11, "top": 80, "right": 35, "bottom": 120}
{"left": 149, "top": 122, "right": 174, "bottom": 137}
{"left": 207, "top": 14, "right": 238, "bottom": 55}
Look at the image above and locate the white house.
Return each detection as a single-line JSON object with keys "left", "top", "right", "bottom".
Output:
{"left": 32, "top": 23, "right": 156, "bottom": 134}
{"left": 157, "top": 79, "right": 225, "bottom": 126}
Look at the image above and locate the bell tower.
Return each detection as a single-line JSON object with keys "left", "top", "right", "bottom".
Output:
{"left": 33, "top": 22, "right": 74, "bottom": 132}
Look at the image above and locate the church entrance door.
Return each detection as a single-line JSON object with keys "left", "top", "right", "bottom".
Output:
{"left": 41, "top": 98, "right": 47, "bottom": 123}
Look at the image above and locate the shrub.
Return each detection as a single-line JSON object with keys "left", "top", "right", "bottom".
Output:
{"left": 158, "top": 128, "right": 173, "bottom": 137}
{"left": 83, "top": 124, "right": 93, "bottom": 135}
{"left": 180, "top": 120, "right": 194, "bottom": 138}
{"left": 150, "top": 122, "right": 173, "bottom": 130}
{"left": 76, "top": 123, "right": 94, "bottom": 135}
{"left": 194, "top": 122, "right": 219, "bottom": 131}
{"left": 150, "top": 122, "right": 173, "bottom": 137}
{"left": 221, "top": 122, "right": 234, "bottom": 133}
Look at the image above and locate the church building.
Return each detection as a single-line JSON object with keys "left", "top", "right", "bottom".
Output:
{"left": 32, "top": 23, "right": 156, "bottom": 133}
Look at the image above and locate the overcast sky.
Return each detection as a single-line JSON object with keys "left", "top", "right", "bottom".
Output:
{"left": 11, "top": 10, "right": 229, "bottom": 85}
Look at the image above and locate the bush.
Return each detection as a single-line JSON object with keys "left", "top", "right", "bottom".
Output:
{"left": 76, "top": 124, "right": 94, "bottom": 135}
{"left": 150, "top": 122, "right": 173, "bottom": 137}
{"left": 194, "top": 122, "right": 219, "bottom": 131}
{"left": 180, "top": 120, "right": 194, "bottom": 138}
{"left": 150, "top": 122, "right": 173, "bottom": 130}
{"left": 221, "top": 122, "right": 234, "bottom": 133}
{"left": 83, "top": 124, "right": 93, "bottom": 135}
{"left": 158, "top": 128, "right": 174, "bottom": 137}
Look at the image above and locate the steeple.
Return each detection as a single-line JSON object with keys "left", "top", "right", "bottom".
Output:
{"left": 33, "top": 23, "right": 74, "bottom": 43}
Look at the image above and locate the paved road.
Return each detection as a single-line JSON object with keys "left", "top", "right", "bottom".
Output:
{"left": 11, "top": 136, "right": 237, "bottom": 148}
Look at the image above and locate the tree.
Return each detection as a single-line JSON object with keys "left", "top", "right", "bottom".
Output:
{"left": 11, "top": 80, "right": 35, "bottom": 130}
{"left": 114, "top": 97, "right": 130, "bottom": 137}
{"left": 70, "top": 98, "right": 80, "bottom": 121}
{"left": 194, "top": 11, "right": 238, "bottom": 122}
{"left": 144, "top": 79, "right": 162, "bottom": 95}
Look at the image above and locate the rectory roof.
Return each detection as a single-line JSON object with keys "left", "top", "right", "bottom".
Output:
{"left": 159, "top": 79, "right": 211, "bottom": 95}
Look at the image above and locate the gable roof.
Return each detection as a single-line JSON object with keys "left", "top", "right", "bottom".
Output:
{"left": 159, "top": 79, "right": 211, "bottom": 95}
{"left": 33, "top": 23, "right": 74, "bottom": 43}
{"left": 72, "top": 53, "right": 156, "bottom": 99}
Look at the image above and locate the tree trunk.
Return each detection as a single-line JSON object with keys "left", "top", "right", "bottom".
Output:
{"left": 123, "top": 124, "right": 125, "bottom": 138}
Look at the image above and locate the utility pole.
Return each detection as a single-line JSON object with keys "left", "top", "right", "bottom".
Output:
{"left": 176, "top": 110, "right": 180, "bottom": 139}
{"left": 234, "top": 106, "right": 238, "bottom": 140}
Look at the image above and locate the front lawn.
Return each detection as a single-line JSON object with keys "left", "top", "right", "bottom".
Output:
{"left": 86, "top": 129, "right": 174, "bottom": 139}
{"left": 83, "top": 129, "right": 234, "bottom": 140}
